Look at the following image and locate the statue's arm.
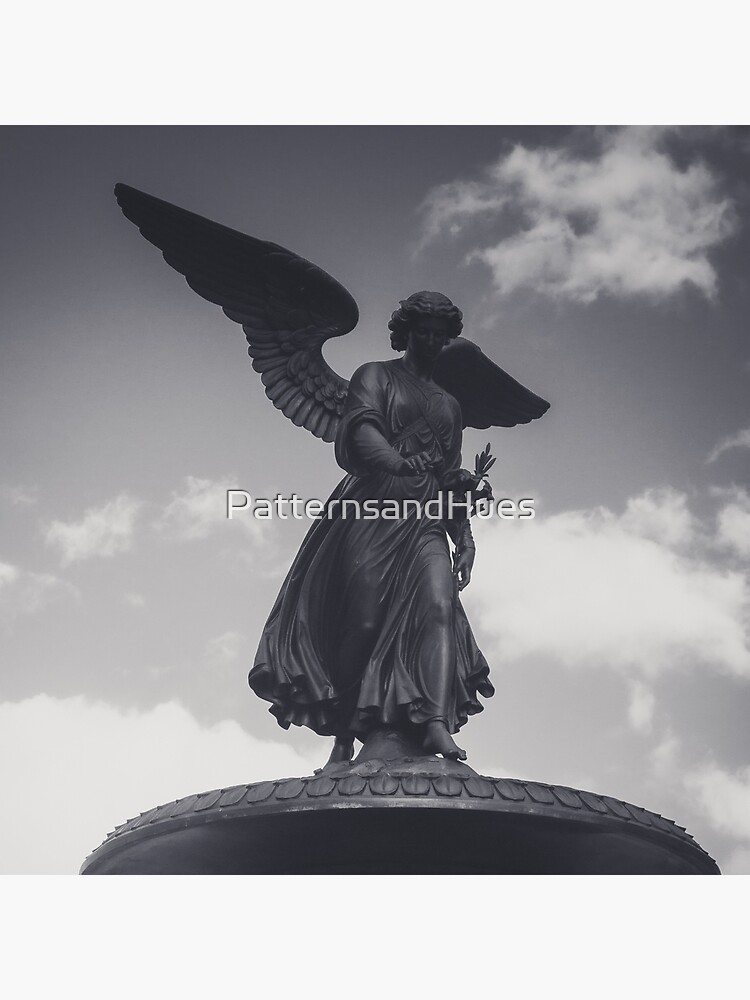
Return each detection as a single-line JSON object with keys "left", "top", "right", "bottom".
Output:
{"left": 445, "top": 517, "right": 475, "bottom": 549}
{"left": 335, "top": 363, "right": 409, "bottom": 477}
{"left": 442, "top": 409, "right": 476, "bottom": 590}
{"left": 349, "top": 421, "right": 408, "bottom": 476}
{"left": 446, "top": 517, "right": 475, "bottom": 592}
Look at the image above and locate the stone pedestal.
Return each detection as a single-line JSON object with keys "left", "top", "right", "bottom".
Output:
{"left": 80, "top": 730, "right": 719, "bottom": 875}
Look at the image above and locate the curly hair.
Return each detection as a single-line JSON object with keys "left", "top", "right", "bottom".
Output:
{"left": 387, "top": 290, "right": 463, "bottom": 352}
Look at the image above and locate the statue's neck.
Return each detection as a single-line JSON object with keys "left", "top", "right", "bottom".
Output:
{"left": 401, "top": 351, "right": 435, "bottom": 382}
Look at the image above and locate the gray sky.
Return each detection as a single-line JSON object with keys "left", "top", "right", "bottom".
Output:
{"left": 2, "top": 125, "right": 750, "bottom": 873}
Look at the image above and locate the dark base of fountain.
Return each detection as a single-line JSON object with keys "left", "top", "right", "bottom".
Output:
{"left": 81, "top": 731, "right": 719, "bottom": 875}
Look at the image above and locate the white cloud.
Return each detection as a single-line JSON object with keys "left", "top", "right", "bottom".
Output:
{"left": 0, "top": 561, "right": 19, "bottom": 586}
{"left": 205, "top": 630, "right": 246, "bottom": 666}
{"left": 467, "top": 488, "right": 750, "bottom": 680}
{"left": 716, "top": 489, "right": 750, "bottom": 559}
{"left": 3, "top": 485, "right": 38, "bottom": 507}
{"left": 466, "top": 485, "right": 750, "bottom": 864}
{"left": 621, "top": 487, "right": 696, "bottom": 549}
{"left": 708, "top": 427, "right": 750, "bottom": 463}
{"left": 648, "top": 738, "right": 750, "bottom": 873}
{"left": 650, "top": 732, "right": 681, "bottom": 777}
{"left": 45, "top": 494, "right": 141, "bottom": 565}
{"left": 0, "top": 560, "right": 78, "bottom": 625}
{"left": 420, "top": 126, "right": 735, "bottom": 304}
{"left": 723, "top": 847, "right": 750, "bottom": 875}
{"left": 124, "top": 592, "right": 146, "bottom": 608}
{"left": 627, "top": 680, "right": 655, "bottom": 733}
{"left": 156, "top": 475, "right": 265, "bottom": 545}
{"left": 0, "top": 694, "right": 321, "bottom": 874}
{"left": 685, "top": 764, "right": 750, "bottom": 841}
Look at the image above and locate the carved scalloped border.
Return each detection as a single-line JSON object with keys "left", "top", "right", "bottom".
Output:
{"left": 88, "top": 771, "right": 716, "bottom": 868}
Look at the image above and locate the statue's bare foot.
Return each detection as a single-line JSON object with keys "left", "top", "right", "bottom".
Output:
{"left": 326, "top": 735, "right": 354, "bottom": 766}
{"left": 423, "top": 720, "right": 467, "bottom": 761}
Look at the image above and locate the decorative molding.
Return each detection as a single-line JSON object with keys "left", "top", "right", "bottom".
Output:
{"left": 85, "top": 757, "right": 716, "bottom": 870}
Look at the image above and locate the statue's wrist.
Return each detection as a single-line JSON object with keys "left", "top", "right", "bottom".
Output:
{"left": 385, "top": 454, "right": 408, "bottom": 476}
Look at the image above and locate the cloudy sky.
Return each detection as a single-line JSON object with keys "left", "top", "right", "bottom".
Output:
{"left": 2, "top": 125, "right": 749, "bottom": 874}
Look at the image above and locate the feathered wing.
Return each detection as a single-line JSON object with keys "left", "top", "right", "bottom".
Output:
{"left": 114, "top": 183, "right": 358, "bottom": 443}
{"left": 433, "top": 338, "right": 550, "bottom": 428}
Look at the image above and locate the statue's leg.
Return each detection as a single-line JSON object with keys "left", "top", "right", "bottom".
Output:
{"left": 325, "top": 735, "right": 354, "bottom": 765}
{"left": 329, "top": 552, "right": 387, "bottom": 748}
{"left": 413, "top": 539, "right": 456, "bottom": 719}
{"left": 423, "top": 718, "right": 467, "bottom": 761}
{"left": 412, "top": 532, "right": 467, "bottom": 760}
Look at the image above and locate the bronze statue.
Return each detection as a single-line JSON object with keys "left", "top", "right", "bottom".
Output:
{"left": 114, "top": 184, "right": 549, "bottom": 765}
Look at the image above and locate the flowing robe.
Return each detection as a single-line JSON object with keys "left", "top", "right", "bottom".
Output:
{"left": 248, "top": 358, "right": 493, "bottom": 737}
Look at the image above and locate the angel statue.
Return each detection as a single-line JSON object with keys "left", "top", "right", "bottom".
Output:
{"left": 115, "top": 184, "right": 550, "bottom": 764}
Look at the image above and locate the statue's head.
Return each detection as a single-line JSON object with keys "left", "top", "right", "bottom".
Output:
{"left": 388, "top": 291, "right": 463, "bottom": 353}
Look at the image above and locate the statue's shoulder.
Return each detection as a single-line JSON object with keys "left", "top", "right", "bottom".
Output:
{"left": 350, "top": 359, "right": 398, "bottom": 385}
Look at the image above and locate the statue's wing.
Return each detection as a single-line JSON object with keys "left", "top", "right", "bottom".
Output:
{"left": 433, "top": 338, "right": 550, "bottom": 428}
{"left": 114, "top": 183, "right": 357, "bottom": 443}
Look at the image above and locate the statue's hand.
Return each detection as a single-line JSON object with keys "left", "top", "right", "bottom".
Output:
{"left": 399, "top": 451, "right": 438, "bottom": 476}
{"left": 453, "top": 544, "right": 475, "bottom": 591}
{"left": 441, "top": 468, "right": 477, "bottom": 492}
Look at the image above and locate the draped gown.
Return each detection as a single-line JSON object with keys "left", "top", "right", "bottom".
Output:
{"left": 248, "top": 358, "right": 494, "bottom": 738}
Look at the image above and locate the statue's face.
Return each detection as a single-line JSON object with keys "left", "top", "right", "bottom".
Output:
{"left": 407, "top": 316, "right": 451, "bottom": 362}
